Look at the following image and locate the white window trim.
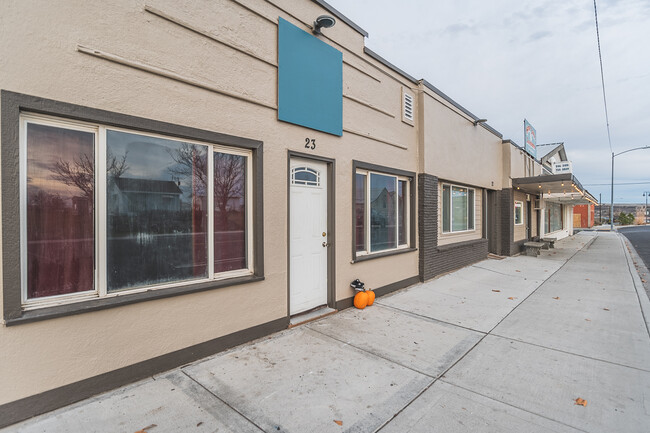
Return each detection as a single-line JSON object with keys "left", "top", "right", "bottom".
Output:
{"left": 442, "top": 183, "right": 476, "bottom": 234}
{"left": 20, "top": 114, "right": 254, "bottom": 309}
{"left": 355, "top": 169, "right": 410, "bottom": 256}
{"left": 514, "top": 201, "right": 524, "bottom": 225}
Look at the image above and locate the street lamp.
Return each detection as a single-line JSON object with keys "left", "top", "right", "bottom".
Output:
{"left": 610, "top": 146, "right": 650, "bottom": 230}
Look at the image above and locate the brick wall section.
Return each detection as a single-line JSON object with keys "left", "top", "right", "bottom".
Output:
{"left": 418, "top": 174, "right": 438, "bottom": 281}
{"left": 498, "top": 188, "right": 514, "bottom": 256}
{"left": 419, "top": 174, "right": 489, "bottom": 280}
{"left": 430, "top": 239, "right": 488, "bottom": 277}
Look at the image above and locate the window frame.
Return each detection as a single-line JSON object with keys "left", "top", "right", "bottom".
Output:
{"left": 514, "top": 201, "right": 524, "bottom": 225}
{"left": 352, "top": 160, "right": 416, "bottom": 262}
{"left": 441, "top": 183, "right": 476, "bottom": 234}
{"left": 2, "top": 90, "right": 264, "bottom": 324}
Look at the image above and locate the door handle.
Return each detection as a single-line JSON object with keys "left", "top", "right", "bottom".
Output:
{"left": 322, "top": 242, "right": 331, "bottom": 247}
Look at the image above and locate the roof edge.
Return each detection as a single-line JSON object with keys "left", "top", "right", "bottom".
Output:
{"left": 422, "top": 79, "right": 502, "bottom": 139}
{"left": 363, "top": 47, "right": 419, "bottom": 84}
{"left": 311, "top": 0, "right": 368, "bottom": 37}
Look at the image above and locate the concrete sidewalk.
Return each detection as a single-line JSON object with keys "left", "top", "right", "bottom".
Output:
{"left": 5, "top": 232, "right": 650, "bottom": 432}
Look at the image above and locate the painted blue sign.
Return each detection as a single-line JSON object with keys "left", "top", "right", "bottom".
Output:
{"left": 278, "top": 17, "right": 343, "bottom": 136}
{"left": 524, "top": 119, "right": 537, "bottom": 159}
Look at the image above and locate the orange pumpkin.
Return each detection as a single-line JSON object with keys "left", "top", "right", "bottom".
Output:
{"left": 354, "top": 291, "right": 368, "bottom": 309}
{"left": 366, "top": 290, "right": 375, "bottom": 306}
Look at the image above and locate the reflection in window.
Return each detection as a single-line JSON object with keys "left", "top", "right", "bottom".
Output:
{"left": 442, "top": 184, "right": 475, "bottom": 233}
{"left": 398, "top": 180, "right": 407, "bottom": 245}
{"left": 214, "top": 152, "right": 247, "bottom": 273}
{"left": 370, "top": 173, "right": 397, "bottom": 252}
{"left": 514, "top": 201, "right": 523, "bottom": 225}
{"left": 26, "top": 123, "right": 95, "bottom": 299}
{"left": 106, "top": 130, "right": 208, "bottom": 292}
{"left": 355, "top": 173, "right": 366, "bottom": 252}
{"left": 545, "top": 202, "right": 563, "bottom": 233}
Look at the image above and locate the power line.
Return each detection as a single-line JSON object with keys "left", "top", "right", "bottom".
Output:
{"left": 593, "top": 0, "right": 613, "bottom": 154}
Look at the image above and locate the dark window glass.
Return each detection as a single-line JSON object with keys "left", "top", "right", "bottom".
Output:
{"left": 355, "top": 173, "right": 366, "bottom": 252}
{"left": 370, "top": 173, "right": 396, "bottom": 252}
{"left": 468, "top": 188, "right": 475, "bottom": 230}
{"left": 452, "top": 186, "right": 468, "bottom": 231}
{"left": 106, "top": 130, "right": 208, "bottom": 291}
{"left": 26, "top": 123, "right": 95, "bottom": 299}
{"left": 214, "top": 152, "right": 247, "bottom": 273}
{"left": 546, "top": 202, "right": 563, "bottom": 233}
{"left": 398, "top": 180, "right": 407, "bottom": 245}
{"left": 442, "top": 185, "right": 450, "bottom": 232}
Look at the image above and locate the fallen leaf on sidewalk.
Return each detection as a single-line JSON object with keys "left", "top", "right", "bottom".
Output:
{"left": 642, "top": 279, "right": 647, "bottom": 283}
{"left": 492, "top": 289, "right": 501, "bottom": 292}
{"left": 334, "top": 420, "right": 343, "bottom": 426}
{"left": 585, "top": 278, "right": 590, "bottom": 281}
{"left": 585, "top": 318, "right": 591, "bottom": 322}
{"left": 553, "top": 297, "right": 560, "bottom": 300}
{"left": 508, "top": 297, "right": 516, "bottom": 300}
{"left": 515, "top": 270, "right": 521, "bottom": 272}
{"left": 134, "top": 426, "right": 157, "bottom": 433}
{"left": 574, "top": 398, "right": 587, "bottom": 406}
{"left": 603, "top": 308, "right": 610, "bottom": 311}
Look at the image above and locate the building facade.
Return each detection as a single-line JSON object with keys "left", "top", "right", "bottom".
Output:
{"left": 0, "top": 0, "right": 595, "bottom": 426}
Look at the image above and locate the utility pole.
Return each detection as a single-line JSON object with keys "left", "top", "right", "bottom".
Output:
{"left": 644, "top": 192, "right": 649, "bottom": 224}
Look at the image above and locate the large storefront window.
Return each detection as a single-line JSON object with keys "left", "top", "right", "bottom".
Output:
{"left": 545, "top": 202, "right": 563, "bottom": 233}
{"left": 21, "top": 115, "right": 253, "bottom": 305}
{"left": 355, "top": 168, "right": 410, "bottom": 255}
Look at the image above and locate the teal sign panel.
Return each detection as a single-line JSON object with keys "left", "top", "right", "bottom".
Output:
{"left": 278, "top": 17, "right": 342, "bottom": 136}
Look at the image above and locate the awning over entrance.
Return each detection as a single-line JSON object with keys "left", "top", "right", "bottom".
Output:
{"left": 512, "top": 173, "right": 597, "bottom": 205}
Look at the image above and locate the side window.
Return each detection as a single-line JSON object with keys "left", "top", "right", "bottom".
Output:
{"left": 355, "top": 168, "right": 411, "bottom": 255}
{"left": 442, "top": 184, "right": 475, "bottom": 233}
{"left": 514, "top": 201, "right": 523, "bottom": 225}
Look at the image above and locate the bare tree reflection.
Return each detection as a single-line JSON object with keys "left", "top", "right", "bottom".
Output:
{"left": 50, "top": 152, "right": 129, "bottom": 198}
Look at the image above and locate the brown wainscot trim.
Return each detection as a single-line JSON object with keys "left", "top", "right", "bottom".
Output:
{"left": 335, "top": 275, "right": 419, "bottom": 310}
{"left": 0, "top": 315, "right": 289, "bottom": 429}
{"left": 5, "top": 275, "right": 265, "bottom": 326}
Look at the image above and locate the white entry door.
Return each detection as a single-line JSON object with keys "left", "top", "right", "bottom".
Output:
{"left": 290, "top": 158, "right": 328, "bottom": 315}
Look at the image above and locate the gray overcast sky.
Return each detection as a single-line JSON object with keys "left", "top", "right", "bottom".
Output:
{"left": 326, "top": 0, "right": 650, "bottom": 204}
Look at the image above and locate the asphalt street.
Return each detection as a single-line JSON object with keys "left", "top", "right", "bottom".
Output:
{"left": 619, "top": 225, "right": 650, "bottom": 270}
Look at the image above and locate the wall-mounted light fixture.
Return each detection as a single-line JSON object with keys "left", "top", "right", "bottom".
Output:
{"left": 473, "top": 118, "right": 488, "bottom": 126}
{"left": 313, "top": 15, "right": 336, "bottom": 34}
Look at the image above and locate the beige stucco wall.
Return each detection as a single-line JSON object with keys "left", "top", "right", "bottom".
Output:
{"left": 419, "top": 89, "right": 503, "bottom": 190}
{"left": 513, "top": 190, "right": 527, "bottom": 242}
{"left": 509, "top": 144, "right": 544, "bottom": 179}
{"left": 0, "top": 0, "right": 419, "bottom": 405}
{"left": 437, "top": 183, "right": 483, "bottom": 246}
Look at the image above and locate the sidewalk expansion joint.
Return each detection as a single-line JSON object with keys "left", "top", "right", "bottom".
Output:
{"left": 373, "top": 302, "right": 488, "bottom": 335}
{"left": 305, "top": 326, "right": 439, "bottom": 380}
{"left": 489, "top": 333, "right": 650, "bottom": 373}
{"left": 436, "top": 380, "right": 591, "bottom": 433}
{"left": 179, "top": 370, "right": 265, "bottom": 433}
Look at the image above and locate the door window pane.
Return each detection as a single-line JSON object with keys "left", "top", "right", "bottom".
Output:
{"left": 452, "top": 186, "right": 468, "bottom": 231}
{"left": 26, "top": 123, "right": 95, "bottom": 299}
{"left": 355, "top": 173, "right": 366, "bottom": 252}
{"left": 398, "top": 180, "right": 407, "bottom": 245}
{"left": 214, "top": 152, "right": 247, "bottom": 273}
{"left": 370, "top": 173, "right": 396, "bottom": 252}
{"left": 106, "top": 130, "right": 208, "bottom": 291}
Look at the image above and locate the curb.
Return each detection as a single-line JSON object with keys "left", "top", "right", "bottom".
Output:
{"left": 620, "top": 234, "right": 650, "bottom": 337}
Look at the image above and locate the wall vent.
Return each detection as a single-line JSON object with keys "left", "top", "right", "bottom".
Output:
{"left": 403, "top": 92, "right": 414, "bottom": 122}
